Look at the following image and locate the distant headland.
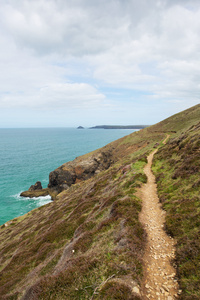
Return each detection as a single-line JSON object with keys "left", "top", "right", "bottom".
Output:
{"left": 89, "top": 125, "right": 149, "bottom": 129}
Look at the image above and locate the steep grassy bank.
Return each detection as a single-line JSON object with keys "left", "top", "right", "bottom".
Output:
{"left": 153, "top": 119, "right": 200, "bottom": 299}
{"left": 0, "top": 104, "right": 199, "bottom": 299}
{"left": 0, "top": 146, "right": 154, "bottom": 299}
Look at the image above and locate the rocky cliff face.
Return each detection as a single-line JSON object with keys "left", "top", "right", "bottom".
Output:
{"left": 48, "top": 150, "right": 113, "bottom": 196}
{"left": 20, "top": 149, "right": 113, "bottom": 199}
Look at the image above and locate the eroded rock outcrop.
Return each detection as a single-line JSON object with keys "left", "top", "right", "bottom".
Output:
{"left": 29, "top": 181, "right": 42, "bottom": 191}
{"left": 20, "top": 182, "right": 49, "bottom": 198}
{"left": 48, "top": 150, "right": 113, "bottom": 195}
{"left": 20, "top": 150, "right": 113, "bottom": 199}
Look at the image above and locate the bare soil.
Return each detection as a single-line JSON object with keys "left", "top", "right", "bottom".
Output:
{"left": 138, "top": 147, "right": 179, "bottom": 299}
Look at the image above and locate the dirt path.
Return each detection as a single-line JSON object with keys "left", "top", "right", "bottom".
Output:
{"left": 139, "top": 144, "right": 179, "bottom": 299}
{"left": 162, "top": 134, "right": 170, "bottom": 145}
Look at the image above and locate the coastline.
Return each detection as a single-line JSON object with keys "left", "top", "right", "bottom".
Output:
{"left": 0, "top": 128, "right": 133, "bottom": 225}
{"left": 89, "top": 125, "right": 149, "bottom": 129}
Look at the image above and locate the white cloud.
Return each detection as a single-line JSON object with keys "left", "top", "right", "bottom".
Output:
{"left": 0, "top": 80, "right": 106, "bottom": 110}
{"left": 1, "top": 0, "right": 129, "bottom": 56}
{"left": 0, "top": 0, "right": 200, "bottom": 127}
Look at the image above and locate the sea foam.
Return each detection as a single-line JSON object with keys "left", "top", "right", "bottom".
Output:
{"left": 13, "top": 192, "right": 52, "bottom": 206}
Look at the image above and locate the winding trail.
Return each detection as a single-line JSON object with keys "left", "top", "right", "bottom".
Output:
{"left": 139, "top": 137, "right": 179, "bottom": 299}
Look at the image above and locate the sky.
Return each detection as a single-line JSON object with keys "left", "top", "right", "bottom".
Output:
{"left": 0, "top": 0, "right": 200, "bottom": 128}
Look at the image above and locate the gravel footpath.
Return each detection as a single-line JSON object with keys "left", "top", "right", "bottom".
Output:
{"left": 139, "top": 148, "right": 180, "bottom": 299}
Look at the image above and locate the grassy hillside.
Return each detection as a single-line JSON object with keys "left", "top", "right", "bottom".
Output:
{"left": 0, "top": 104, "right": 199, "bottom": 299}
{"left": 153, "top": 120, "right": 200, "bottom": 299}
{"left": 0, "top": 150, "right": 150, "bottom": 300}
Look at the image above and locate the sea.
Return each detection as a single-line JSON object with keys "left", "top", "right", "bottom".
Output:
{"left": 0, "top": 128, "right": 135, "bottom": 225}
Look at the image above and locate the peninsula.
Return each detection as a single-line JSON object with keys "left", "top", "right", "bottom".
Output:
{"left": 89, "top": 125, "right": 148, "bottom": 129}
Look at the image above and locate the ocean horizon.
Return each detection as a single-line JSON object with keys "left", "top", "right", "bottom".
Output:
{"left": 0, "top": 127, "right": 136, "bottom": 225}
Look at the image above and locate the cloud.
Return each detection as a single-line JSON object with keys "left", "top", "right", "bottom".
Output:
{"left": 0, "top": 0, "right": 200, "bottom": 127}
{"left": 0, "top": 81, "right": 106, "bottom": 110}
{"left": 1, "top": 0, "right": 129, "bottom": 56}
{"left": 88, "top": 1, "right": 200, "bottom": 105}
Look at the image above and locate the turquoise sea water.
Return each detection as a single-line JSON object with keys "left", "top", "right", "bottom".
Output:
{"left": 0, "top": 128, "right": 134, "bottom": 225}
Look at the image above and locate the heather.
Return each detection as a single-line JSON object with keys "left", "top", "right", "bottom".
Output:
{"left": 0, "top": 104, "right": 199, "bottom": 299}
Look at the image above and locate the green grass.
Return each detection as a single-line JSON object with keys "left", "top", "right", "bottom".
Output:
{"left": 0, "top": 104, "right": 199, "bottom": 299}
{"left": 0, "top": 152, "right": 148, "bottom": 299}
{"left": 152, "top": 121, "right": 200, "bottom": 299}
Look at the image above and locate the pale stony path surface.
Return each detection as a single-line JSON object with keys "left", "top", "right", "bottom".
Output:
{"left": 139, "top": 147, "right": 179, "bottom": 300}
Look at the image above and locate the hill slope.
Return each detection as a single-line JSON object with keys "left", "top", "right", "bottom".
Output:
{"left": 0, "top": 104, "right": 199, "bottom": 299}
{"left": 153, "top": 120, "right": 200, "bottom": 299}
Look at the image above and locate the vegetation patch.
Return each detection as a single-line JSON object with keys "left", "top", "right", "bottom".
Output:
{"left": 152, "top": 122, "right": 200, "bottom": 299}
{"left": 0, "top": 149, "right": 148, "bottom": 299}
{"left": 98, "top": 281, "right": 139, "bottom": 300}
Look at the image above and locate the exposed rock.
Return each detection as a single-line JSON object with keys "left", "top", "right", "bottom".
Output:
{"left": 20, "top": 181, "right": 50, "bottom": 198}
{"left": 20, "top": 150, "right": 113, "bottom": 199}
{"left": 28, "top": 181, "right": 42, "bottom": 191}
{"left": 20, "top": 188, "right": 50, "bottom": 198}
{"left": 48, "top": 164, "right": 76, "bottom": 194}
{"left": 77, "top": 126, "right": 84, "bottom": 129}
{"left": 48, "top": 150, "right": 113, "bottom": 196}
{"left": 132, "top": 286, "right": 140, "bottom": 295}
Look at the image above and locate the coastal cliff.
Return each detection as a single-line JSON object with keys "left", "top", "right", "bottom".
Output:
{"left": 48, "top": 150, "right": 113, "bottom": 196}
{"left": 0, "top": 104, "right": 199, "bottom": 299}
{"left": 21, "top": 150, "right": 114, "bottom": 199}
